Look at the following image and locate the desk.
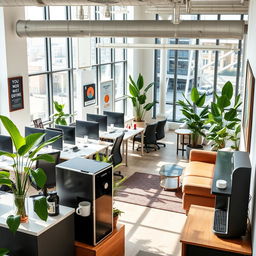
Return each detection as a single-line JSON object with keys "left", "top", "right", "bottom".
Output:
{"left": 100, "top": 128, "right": 144, "bottom": 166}
{"left": 180, "top": 205, "right": 252, "bottom": 256}
{"left": 0, "top": 193, "right": 75, "bottom": 256}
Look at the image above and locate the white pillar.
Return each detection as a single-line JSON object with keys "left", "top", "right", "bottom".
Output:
{"left": 158, "top": 37, "right": 168, "bottom": 118}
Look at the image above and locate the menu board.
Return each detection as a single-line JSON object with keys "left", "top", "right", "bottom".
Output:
{"left": 8, "top": 76, "right": 24, "bottom": 112}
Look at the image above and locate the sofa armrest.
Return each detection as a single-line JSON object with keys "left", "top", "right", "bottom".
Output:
{"left": 189, "top": 149, "right": 217, "bottom": 164}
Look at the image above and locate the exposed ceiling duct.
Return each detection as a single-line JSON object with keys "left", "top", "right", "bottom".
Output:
{"left": 16, "top": 20, "right": 246, "bottom": 39}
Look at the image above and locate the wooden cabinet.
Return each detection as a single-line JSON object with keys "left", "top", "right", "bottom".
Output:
{"left": 180, "top": 206, "right": 252, "bottom": 256}
{"left": 75, "top": 224, "right": 125, "bottom": 256}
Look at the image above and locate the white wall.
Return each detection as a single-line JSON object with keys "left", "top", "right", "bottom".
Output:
{"left": 244, "top": 0, "right": 256, "bottom": 254}
{"left": 0, "top": 7, "right": 30, "bottom": 134}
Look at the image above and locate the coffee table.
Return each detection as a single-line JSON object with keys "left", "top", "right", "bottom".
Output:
{"left": 159, "top": 164, "right": 183, "bottom": 190}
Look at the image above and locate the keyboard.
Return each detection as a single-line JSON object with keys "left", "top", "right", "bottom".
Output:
{"left": 213, "top": 209, "right": 227, "bottom": 233}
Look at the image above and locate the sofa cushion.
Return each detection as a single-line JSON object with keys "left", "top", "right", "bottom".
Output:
{"left": 183, "top": 161, "right": 215, "bottom": 179}
{"left": 182, "top": 175, "right": 214, "bottom": 197}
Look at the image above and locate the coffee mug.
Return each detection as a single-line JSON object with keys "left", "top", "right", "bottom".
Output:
{"left": 76, "top": 201, "right": 91, "bottom": 217}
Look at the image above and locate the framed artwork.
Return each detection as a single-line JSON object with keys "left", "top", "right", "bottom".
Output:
{"left": 242, "top": 61, "right": 255, "bottom": 153}
{"left": 8, "top": 76, "right": 24, "bottom": 112}
{"left": 99, "top": 80, "right": 113, "bottom": 114}
{"left": 33, "top": 118, "right": 44, "bottom": 128}
{"left": 83, "top": 83, "right": 96, "bottom": 106}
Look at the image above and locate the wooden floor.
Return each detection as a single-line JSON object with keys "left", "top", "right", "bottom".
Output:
{"left": 115, "top": 131, "right": 188, "bottom": 256}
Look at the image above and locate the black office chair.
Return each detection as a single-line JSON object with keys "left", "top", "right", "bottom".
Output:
{"left": 156, "top": 119, "right": 167, "bottom": 149}
{"left": 31, "top": 151, "right": 60, "bottom": 196}
{"left": 133, "top": 123, "right": 158, "bottom": 153}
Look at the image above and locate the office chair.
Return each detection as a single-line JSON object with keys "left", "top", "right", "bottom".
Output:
{"left": 156, "top": 119, "right": 167, "bottom": 149}
{"left": 31, "top": 151, "right": 60, "bottom": 196}
{"left": 133, "top": 123, "right": 158, "bottom": 153}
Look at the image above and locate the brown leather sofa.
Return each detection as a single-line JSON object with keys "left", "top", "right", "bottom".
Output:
{"left": 182, "top": 149, "right": 217, "bottom": 214}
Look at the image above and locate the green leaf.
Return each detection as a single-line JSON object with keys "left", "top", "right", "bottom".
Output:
{"left": 216, "top": 127, "right": 227, "bottom": 135}
{"left": 144, "top": 102, "right": 155, "bottom": 111}
{"left": 0, "top": 171, "right": 10, "bottom": 178}
{"left": 0, "top": 248, "right": 9, "bottom": 256}
{"left": 54, "top": 101, "right": 63, "bottom": 113}
{"left": 32, "top": 154, "right": 54, "bottom": 163}
{"left": 137, "top": 73, "right": 144, "bottom": 90}
{"left": 222, "top": 81, "right": 233, "bottom": 100}
{"left": 199, "top": 106, "right": 209, "bottom": 118}
{"left": 34, "top": 197, "right": 48, "bottom": 221}
{"left": 195, "top": 94, "right": 206, "bottom": 107}
{"left": 217, "top": 95, "right": 231, "bottom": 110}
{"left": 138, "top": 94, "right": 146, "bottom": 105}
{"left": 191, "top": 87, "right": 199, "bottom": 103}
{"left": 0, "top": 178, "right": 12, "bottom": 187}
{"left": 182, "top": 110, "right": 192, "bottom": 119}
{"left": 144, "top": 82, "right": 154, "bottom": 93}
{"left": 227, "top": 121, "right": 237, "bottom": 129}
{"left": 129, "top": 75, "right": 137, "bottom": 88}
{"left": 30, "top": 168, "right": 47, "bottom": 189}
{"left": 224, "top": 108, "right": 237, "bottom": 121}
{"left": 0, "top": 115, "right": 25, "bottom": 151}
{"left": 129, "top": 84, "right": 139, "bottom": 97}
{"left": 211, "top": 103, "right": 221, "bottom": 117}
{"left": 7, "top": 215, "right": 20, "bottom": 233}
{"left": 18, "top": 133, "right": 45, "bottom": 156}
{"left": 0, "top": 150, "right": 16, "bottom": 159}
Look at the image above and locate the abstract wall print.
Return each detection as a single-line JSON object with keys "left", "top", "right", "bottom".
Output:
{"left": 83, "top": 83, "right": 96, "bottom": 106}
{"left": 99, "top": 80, "right": 113, "bottom": 114}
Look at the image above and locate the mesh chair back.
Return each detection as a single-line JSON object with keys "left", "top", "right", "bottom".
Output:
{"left": 156, "top": 119, "right": 167, "bottom": 140}
{"left": 144, "top": 123, "right": 157, "bottom": 145}
{"left": 111, "top": 133, "right": 125, "bottom": 167}
{"left": 35, "top": 151, "right": 61, "bottom": 189}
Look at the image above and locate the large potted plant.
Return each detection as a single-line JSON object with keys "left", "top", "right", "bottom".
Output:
{"left": 206, "top": 81, "right": 241, "bottom": 151}
{"left": 128, "top": 73, "right": 155, "bottom": 127}
{"left": 177, "top": 87, "right": 209, "bottom": 158}
{"left": 0, "top": 115, "right": 61, "bottom": 233}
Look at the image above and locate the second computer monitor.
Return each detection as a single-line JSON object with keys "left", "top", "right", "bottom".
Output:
{"left": 0, "top": 135, "right": 13, "bottom": 153}
{"left": 45, "top": 128, "right": 63, "bottom": 150}
{"left": 25, "top": 127, "right": 46, "bottom": 143}
{"left": 87, "top": 114, "right": 107, "bottom": 131}
{"left": 76, "top": 120, "right": 99, "bottom": 140}
{"left": 55, "top": 125, "right": 76, "bottom": 145}
{"left": 103, "top": 111, "right": 125, "bottom": 128}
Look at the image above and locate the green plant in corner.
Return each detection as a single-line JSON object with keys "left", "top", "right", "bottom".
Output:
{"left": 51, "top": 101, "right": 74, "bottom": 125}
{"left": 177, "top": 87, "right": 209, "bottom": 147}
{"left": 0, "top": 248, "right": 9, "bottom": 256}
{"left": 0, "top": 115, "right": 62, "bottom": 233}
{"left": 128, "top": 73, "right": 155, "bottom": 122}
{"left": 206, "top": 81, "right": 242, "bottom": 151}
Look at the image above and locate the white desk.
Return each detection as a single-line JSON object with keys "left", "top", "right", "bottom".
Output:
{"left": 100, "top": 127, "right": 145, "bottom": 166}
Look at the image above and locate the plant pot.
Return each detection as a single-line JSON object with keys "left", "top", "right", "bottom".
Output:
{"left": 186, "top": 144, "right": 204, "bottom": 160}
{"left": 133, "top": 120, "right": 145, "bottom": 128}
{"left": 113, "top": 215, "right": 118, "bottom": 229}
{"left": 14, "top": 194, "right": 28, "bottom": 223}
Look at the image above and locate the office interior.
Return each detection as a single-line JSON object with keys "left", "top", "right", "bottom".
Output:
{"left": 1, "top": 0, "right": 256, "bottom": 255}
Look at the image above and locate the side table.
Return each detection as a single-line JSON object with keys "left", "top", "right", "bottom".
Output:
{"left": 174, "top": 129, "right": 192, "bottom": 157}
{"left": 180, "top": 205, "right": 252, "bottom": 256}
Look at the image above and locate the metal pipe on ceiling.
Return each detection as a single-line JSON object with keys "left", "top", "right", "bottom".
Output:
{"left": 16, "top": 20, "right": 246, "bottom": 39}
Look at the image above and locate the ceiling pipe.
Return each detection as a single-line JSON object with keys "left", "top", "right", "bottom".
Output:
{"left": 16, "top": 20, "right": 246, "bottom": 39}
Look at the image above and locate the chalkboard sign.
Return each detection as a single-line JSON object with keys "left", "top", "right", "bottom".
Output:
{"left": 8, "top": 76, "right": 24, "bottom": 112}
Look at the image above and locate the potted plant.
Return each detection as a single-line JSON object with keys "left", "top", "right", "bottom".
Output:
{"left": 51, "top": 101, "right": 74, "bottom": 125}
{"left": 206, "top": 81, "right": 242, "bottom": 151}
{"left": 177, "top": 87, "right": 209, "bottom": 158}
{"left": 113, "top": 208, "right": 124, "bottom": 228}
{"left": 0, "top": 248, "right": 9, "bottom": 256}
{"left": 128, "top": 73, "right": 155, "bottom": 127}
{"left": 0, "top": 115, "right": 61, "bottom": 233}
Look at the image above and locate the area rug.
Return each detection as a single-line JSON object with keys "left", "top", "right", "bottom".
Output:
{"left": 115, "top": 172, "right": 185, "bottom": 214}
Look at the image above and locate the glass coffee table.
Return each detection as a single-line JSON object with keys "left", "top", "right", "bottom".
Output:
{"left": 159, "top": 164, "right": 183, "bottom": 190}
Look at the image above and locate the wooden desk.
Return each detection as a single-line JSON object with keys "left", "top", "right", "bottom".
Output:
{"left": 180, "top": 206, "right": 252, "bottom": 256}
{"left": 75, "top": 224, "right": 125, "bottom": 256}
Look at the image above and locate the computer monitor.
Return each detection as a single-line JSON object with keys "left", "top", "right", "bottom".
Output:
{"left": 55, "top": 124, "right": 76, "bottom": 145}
{"left": 103, "top": 111, "right": 125, "bottom": 128}
{"left": 87, "top": 114, "right": 107, "bottom": 132}
{"left": 25, "top": 127, "right": 45, "bottom": 143}
{"left": 45, "top": 128, "right": 63, "bottom": 150}
{"left": 0, "top": 135, "right": 13, "bottom": 153}
{"left": 75, "top": 120, "right": 99, "bottom": 140}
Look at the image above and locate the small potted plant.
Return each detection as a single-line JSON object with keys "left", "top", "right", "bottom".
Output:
{"left": 113, "top": 208, "right": 124, "bottom": 229}
{"left": 51, "top": 101, "right": 75, "bottom": 126}
{"left": 128, "top": 73, "right": 155, "bottom": 127}
{"left": 177, "top": 87, "right": 209, "bottom": 158}
{"left": 0, "top": 115, "right": 61, "bottom": 233}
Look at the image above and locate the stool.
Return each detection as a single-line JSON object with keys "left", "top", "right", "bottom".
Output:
{"left": 174, "top": 129, "right": 192, "bottom": 157}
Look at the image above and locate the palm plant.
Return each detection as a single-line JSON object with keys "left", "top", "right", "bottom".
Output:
{"left": 177, "top": 88, "right": 209, "bottom": 147}
{"left": 128, "top": 73, "right": 155, "bottom": 122}
{"left": 0, "top": 115, "right": 61, "bottom": 233}
{"left": 51, "top": 101, "right": 74, "bottom": 125}
{"left": 206, "top": 81, "right": 242, "bottom": 151}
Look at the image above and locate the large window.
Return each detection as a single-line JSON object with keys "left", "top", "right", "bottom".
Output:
{"left": 26, "top": 6, "right": 128, "bottom": 122}
{"left": 154, "top": 14, "right": 244, "bottom": 122}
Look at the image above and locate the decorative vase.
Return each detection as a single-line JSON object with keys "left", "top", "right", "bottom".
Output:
{"left": 14, "top": 194, "right": 28, "bottom": 223}
{"left": 133, "top": 120, "right": 145, "bottom": 128}
{"left": 113, "top": 215, "right": 118, "bottom": 229}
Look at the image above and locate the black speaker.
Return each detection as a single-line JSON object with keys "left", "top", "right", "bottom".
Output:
{"left": 56, "top": 158, "right": 113, "bottom": 245}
